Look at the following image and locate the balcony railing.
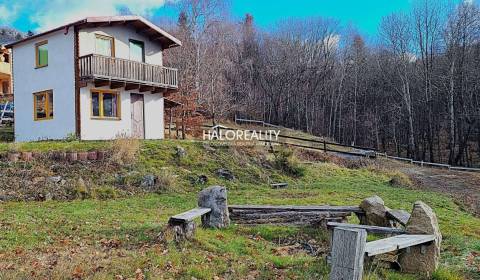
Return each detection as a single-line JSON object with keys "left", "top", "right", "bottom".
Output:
{"left": 79, "top": 54, "right": 178, "bottom": 89}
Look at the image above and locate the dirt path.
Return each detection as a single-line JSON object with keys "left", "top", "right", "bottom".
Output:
{"left": 384, "top": 159, "right": 480, "bottom": 217}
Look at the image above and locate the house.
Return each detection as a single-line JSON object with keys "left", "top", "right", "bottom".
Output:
{"left": 0, "top": 46, "right": 11, "bottom": 98}
{"left": 6, "top": 16, "right": 181, "bottom": 142}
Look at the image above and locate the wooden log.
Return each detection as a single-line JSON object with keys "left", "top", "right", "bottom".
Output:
{"left": 229, "top": 205, "right": 364, "bottom": 214}
{"left": 231, "top": 212, "right": 351, "bottom": 226}
{"left": 364, "top": 234, "right": 436, "bottom": 257}
{"left": 230, "top": 210, "right": 351, "bottom": 219}
{"left": 329, "top": 228, "right": 367, "bottom": 280}
{"left": 327, "top": 222, "right": 407, "bottom": 235}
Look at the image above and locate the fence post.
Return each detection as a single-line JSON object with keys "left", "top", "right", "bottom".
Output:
{"left": 329, "top": 227, "right": 367, "bottom": 280}
{"left": 324, "top": 139, "right": 327, "bottom": 153}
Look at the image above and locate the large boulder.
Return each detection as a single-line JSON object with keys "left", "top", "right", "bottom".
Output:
{"left": 398, "top": 201, "right": 442, "bottom": 277}
{"left": 359, "top": 196, "right": 390, "bottom": 227}
{"left": 198, "top": 186, "right": 230, "bottom": 228}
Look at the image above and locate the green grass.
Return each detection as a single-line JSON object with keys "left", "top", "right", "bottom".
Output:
{"left": 0, "top": 126, "right": 13, "bottom": 142}
{"left": 0, "top": 140, "right": 478, "bottom": 279}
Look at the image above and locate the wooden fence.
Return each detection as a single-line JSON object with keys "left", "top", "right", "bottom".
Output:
{"left": 203, "top": 125, "right": 377, "bottom": 159}
{"left": 377, "top": 153, "right": 480, "bottom": 173}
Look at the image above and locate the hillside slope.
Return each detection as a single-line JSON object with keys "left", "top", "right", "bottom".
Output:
{"left": 0, "top": 140, "right": 478, "bottom": 279}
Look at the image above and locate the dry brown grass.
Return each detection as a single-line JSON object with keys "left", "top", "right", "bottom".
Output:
{"left": 109, "top": 134, "right": 140, "bottom": 165}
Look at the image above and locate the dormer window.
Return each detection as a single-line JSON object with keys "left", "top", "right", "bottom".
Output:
{"left": 95, "top": 34, "right": 115, "bottom": 57}
{"left": 35, "top": 40, "right": 48, "bottom": 68}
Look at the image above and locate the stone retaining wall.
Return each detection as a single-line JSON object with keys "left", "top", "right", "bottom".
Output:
{"left": 2, "top": 150, "right": 108, "bottom": 162}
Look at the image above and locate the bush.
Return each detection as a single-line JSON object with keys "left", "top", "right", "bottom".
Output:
{"left": 388, "top": 171, "right": 413, "bottom": 188}
{"left": 92, "top": 186, "right": 118, "bottom": 200}
{"left": 273, "top": 148, "right": 305, "bottom": 177}
{"left": 109, "top": 134, "right": 140, "bottom": 165}
{"left": 154, "top": 169, "right": 178, "bottom": 193}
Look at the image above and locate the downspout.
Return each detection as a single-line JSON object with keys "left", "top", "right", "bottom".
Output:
{"left": 74, "top": 26, "right": 81, "bottom": 139}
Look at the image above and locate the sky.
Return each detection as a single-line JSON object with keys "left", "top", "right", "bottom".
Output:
{"left": 0, "top": 0, "right": 476, "bottom": 36}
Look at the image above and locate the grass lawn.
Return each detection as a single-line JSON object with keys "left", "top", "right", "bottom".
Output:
{"left": 0, "top": 140, "right": 478, "bottom": 279}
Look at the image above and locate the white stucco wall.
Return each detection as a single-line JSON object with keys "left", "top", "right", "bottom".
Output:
{"left": 78, "top": 26, "right": 163, "bottom": 65}
{"left": 13, "top": 29, "right": 76, "bottom": 142}
{"left": 80, "top": 83, "right": 164, "bottom": 140}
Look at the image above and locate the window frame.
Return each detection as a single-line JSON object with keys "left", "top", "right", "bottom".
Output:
{"left": 94, "top": 34, "right": 115, "bottom": 57}
{"left": 33, "top": 90, "right": 53, "bottom": 121}
{"left": 35, "top": 40, "right": 48, "bottom": 68}
{"left": 129, "top": 39, "right": 145, "bottom": 62}
{"left": 90, "top": 89, "right": 121, "bottom": 120}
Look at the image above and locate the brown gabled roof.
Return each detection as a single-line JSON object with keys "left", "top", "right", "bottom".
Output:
{"left": 5, "top": 16, "right": 181, "bottom": 49}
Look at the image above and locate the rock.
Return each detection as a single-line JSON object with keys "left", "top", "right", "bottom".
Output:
{"left": 197, "top": 186, "right": 230, "bottom": 228}
{"left": 189, "top": 174, "right": 208, "bottom": 185}
{"left": 202, "top": 143, "right": 216, "bottom": 152}
{"left": 215, "top": 168, "right": 235, "bottom": 181}
{"left": 359, "top": 195, "right": 390, "bottom": 226}
{"left": 198, "top": 175, "right": 208, "bottom": 184}
{"left": 48, "top": 176, "right": 62, "bottom": 184}
{"left": 175, "top": 146, "right": 187, "bottom": 158}
{"left": 140, "top": 174, "right": 157, "bottom": 190}
{"left": 398, "top": 201, "right": 442, "bottom": 277}
{"left": 45, "top": 193, "right": 53, "bottom": 201}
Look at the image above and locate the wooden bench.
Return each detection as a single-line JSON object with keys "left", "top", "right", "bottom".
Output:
{"left": 168, "top": 207, "right": 212, "bottom": 241}
{"left": 327, "top": 222, "right": 407, "bottom": 235}
{"left": 387, "top": 209, "right": 411, "bottom": 226}
{"left": 168, "top": 207, "right": 212, "bottom": 225}
{"left": 329, "top": 227, "right": 435, "bottom": 280}
{"left": 271, "top": 182, "right": 288, "bottom": 189}
{"left": 365, "top": 234, "right": 436, "bottom": 256}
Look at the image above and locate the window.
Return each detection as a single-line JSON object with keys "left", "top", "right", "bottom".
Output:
{"left": 129, "top": 39, "right": 145, "bottom": 62}
{"left": 91, "top": 90, "right": 120, "bottom": 119}
{"left": 35, "top": 41, "right": 48, "bottom": 68}
{"left": 33, "top": 90, "right": 53, "bottom": 120}
{"left": 95, "top": 34, "right": 115, "bottom": 57}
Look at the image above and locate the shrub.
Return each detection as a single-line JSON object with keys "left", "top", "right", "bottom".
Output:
{"left": 273, "top": 147, "right": 305, "bottom": 177}
{"left": 388, "top": 171, "right": 413, "bottom": 188}
{"left": 109, "top": 134, "right": 140, "bottom": 165}
{"left": 92, "top": 186, "right": 118, "bottom": 200}
{"left": 154, "top": 169, "right": 178, "bottom": 193}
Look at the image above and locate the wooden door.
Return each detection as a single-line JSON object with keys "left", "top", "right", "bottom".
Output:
{"left": 130, "top": 94, "right": 145, "bottom": 139}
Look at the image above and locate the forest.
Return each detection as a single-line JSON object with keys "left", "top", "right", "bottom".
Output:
{"left": 161, "top": 0, "right": 480, "bottom": 167}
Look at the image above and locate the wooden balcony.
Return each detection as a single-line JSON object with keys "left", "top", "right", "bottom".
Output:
{"left": 79, "top": 54, "right": 178, "bottom": 92}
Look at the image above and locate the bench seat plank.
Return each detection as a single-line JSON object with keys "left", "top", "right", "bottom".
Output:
{"left": 169, "top": 207, "right": 211, "bottom": 224}
{"left": 327, "top": 222, "right": 406, "bottom": 235}
{"left": 271, "top": 183, "right": 288, "bottom": 189}
{"left": 387, "top": 209, "right": 411, "bottom": 226}
{"left": 365, "top": 234, "right": 436, "bottom": 256}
